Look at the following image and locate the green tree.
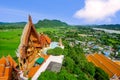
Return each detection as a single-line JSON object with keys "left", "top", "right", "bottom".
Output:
{"left": 73, "top": 66, "right": 88, "bottom": 80}
{"left": 63, "top": 57, "right": 75, "bottom": 73}
{"left": 38, "top": 70, "right": 57, "bottom": 80}
{"left": 83, "top": 62, "right": 95, "bottom": 77}
{"left": 94, "top": 67, "right": 109, "bottom": 80}
{"left": 57, "top": 68, "right": 77, "bottom": 80}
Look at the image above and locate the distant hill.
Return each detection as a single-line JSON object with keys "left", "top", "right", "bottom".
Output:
{"left": 92, "top": 24, "right": 120, "bottom": 30}
{"left": 75, "top": 24, "right": 120, "bottom": 30}
{"left": 35, "top": 19, "right": 68, "bottom": 28}
{"left": 88, "top": 24, "right": 120, "bottom": 30}
{"left": 0, "top": 22, "right": 26, "bottom": 29}
{"left": 0, "top": 22, "right": 26, "bottom": 25}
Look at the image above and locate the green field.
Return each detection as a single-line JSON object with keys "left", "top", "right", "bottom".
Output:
{"left": 0, "top": 27, "right": 59, "bottom": 58}
{"left": 0, "top": 29, "right": 22, "bottom": 57}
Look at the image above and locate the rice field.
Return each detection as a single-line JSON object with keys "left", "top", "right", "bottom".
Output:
{"left": 0, "top": 29, "right": 22, "bottom": 57}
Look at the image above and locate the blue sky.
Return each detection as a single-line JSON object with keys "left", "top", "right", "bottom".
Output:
{"left": 0, "top": 0, "right": 120, "bottom": 25}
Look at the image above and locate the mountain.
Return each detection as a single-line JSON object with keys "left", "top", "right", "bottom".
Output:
{"left": 35, "top": 19, "right": 68, "bottom": 28}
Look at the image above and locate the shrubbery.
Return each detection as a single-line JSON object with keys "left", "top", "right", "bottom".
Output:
{"left": 47, "top": 47, "right": 64, "bottom": 55}
{"left": 38, "top": 70, "right": 57, "bottom": 80}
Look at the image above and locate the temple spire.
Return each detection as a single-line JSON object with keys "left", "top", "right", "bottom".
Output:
{"left": 28, "top": 15, "right": 33, "bottom": 24}
{"left": 59, "top": 38, "right": 63, "bottom": 46}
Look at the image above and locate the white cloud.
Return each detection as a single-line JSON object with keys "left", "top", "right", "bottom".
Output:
{"left": 74, "top": 0, "right": 120, "bottom": 22}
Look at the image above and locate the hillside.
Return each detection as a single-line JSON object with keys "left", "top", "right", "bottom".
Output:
{"left": 35, "top": 19, "right": 68, "bottom": 28}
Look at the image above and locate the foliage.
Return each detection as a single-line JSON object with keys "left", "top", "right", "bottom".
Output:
{"left": 47, "top": 47, "right": 64, "bottom": 55}
{"left": 38, "top": 70, "right": 57, "bottom": 80}
{"left": 94, "top": 67, "right": 109, "bottom": 80}
{"left": 57, "top": 68, "right": 77, "bottom": 80}
{"left": 83, "top": 62, "right": 95, "bottom": 77}
{"left": 38, "top": 69, "right": 77, "bottom": 80}
{"left": 73, "top": 66, "right": 89, "bottom": 80}
{"left": 63, "top": 57, "right": 75, "bottom": 72}
{"left": 117, "top": 52, "right": 120, "bottom": 58}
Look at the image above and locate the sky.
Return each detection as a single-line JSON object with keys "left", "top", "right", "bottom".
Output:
{"left": 0, "top": 0, "right": 120, "bottom": 25}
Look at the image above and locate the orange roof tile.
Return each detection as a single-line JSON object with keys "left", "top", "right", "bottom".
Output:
{"left": 114, "top": 61, "right": 120, "bottom": 66}
{"left": 0, "top": 55, "right": 17, "bottom": 79}
{"left": 87, "top": 54, "right": 120, "bottom": 77}
{"left": 0, "top": 77, "right": 9, "bottom": 80}
{"left": 0, "top": 57, "right": 6, "bottom": 64}
{"left": 0, "top": 65, "right": 5, "bottom": 77}
{"left": 7, "top": 55, "right": 17, "bottom": 68}
{"left": 4, "top": 67, "right": 12, "bottom": 77}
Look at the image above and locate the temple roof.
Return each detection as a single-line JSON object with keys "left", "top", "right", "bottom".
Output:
{"left": 18, "top": 15, "right": 51, "bottom": 58}
{"left": 19, "top": 15, "right": 40, "bottom": 47}
{"left": 18, "top": 15, "right": 40, "bottom": 58}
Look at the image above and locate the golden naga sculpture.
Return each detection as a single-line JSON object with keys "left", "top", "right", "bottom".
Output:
{"left": 17, "top": 15, "right": 51, "bottom": 75}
